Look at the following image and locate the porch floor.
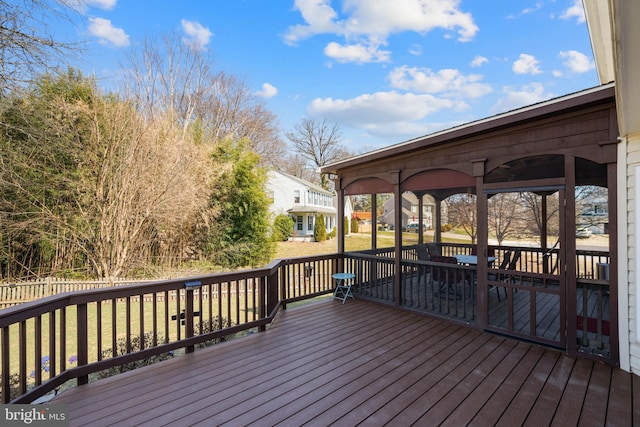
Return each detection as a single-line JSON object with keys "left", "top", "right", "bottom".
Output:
{"left": 52, "top": 299, "right": 638, "bottom": 426}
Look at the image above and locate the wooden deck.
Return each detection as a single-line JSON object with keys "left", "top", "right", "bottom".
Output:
{"left": 52, "top": 299, "right": 638, "bottom": 426}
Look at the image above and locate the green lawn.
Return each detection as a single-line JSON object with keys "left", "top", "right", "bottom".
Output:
{"left": 275, "top": 230, "right": 472, "bottom": 258}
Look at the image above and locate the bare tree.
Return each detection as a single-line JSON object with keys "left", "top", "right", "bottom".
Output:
{"left": 285, "top": 118, "right": 348, "bottom": 189}
{"left": 123, "top": 34, "right": 285, "bottom": 166}
{"left": 488, "top": 192, "right": 521, "bottom": 245}
{"left": 446, "top": 194, "right": 477, "bottom": 244}
{"left": 521, "top": 191, "right": 560, "bottom": 239}
{"left": 280, "top": 153, "right": 317, "bottom": 183}
{"left": 0, "top": 0, "right": 80, "bottom": 92}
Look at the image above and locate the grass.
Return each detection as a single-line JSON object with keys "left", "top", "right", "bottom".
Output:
{"left": 274, "top": 230, "right": 472, "bottom": 259}
{"left": 2, "top": 292, "right": 256, "bottom": 390}
{"left": 4, "top": 229, "right": 473, "bottom": 398}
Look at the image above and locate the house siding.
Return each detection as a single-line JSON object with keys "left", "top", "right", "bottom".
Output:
{"left": 628, "top": 133, "right": 640, "bottom": 373}
{"left": 619, "top": 134, "right": 640, "bottom": 374}
{"left": 265, "top": 170, "right": 337, "bottom": 240}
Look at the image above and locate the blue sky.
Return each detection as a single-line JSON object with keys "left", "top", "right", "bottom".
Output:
{"left": 61, "top": 0, "right": 598, "bottom": 153}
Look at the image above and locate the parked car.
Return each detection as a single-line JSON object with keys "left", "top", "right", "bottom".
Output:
{"left": 576, "top": 227, "right": 593, "bottom": 238}
{"left": 405, "top": 223, "right": 426, "bottom": 232}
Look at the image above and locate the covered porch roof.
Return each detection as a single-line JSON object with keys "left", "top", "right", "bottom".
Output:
{"left": 323, "top": 83, "right": 616, "bottom": 180}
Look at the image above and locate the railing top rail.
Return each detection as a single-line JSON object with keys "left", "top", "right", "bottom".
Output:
{"left": 0, "top": 260, "right": 294, "bottom": 326}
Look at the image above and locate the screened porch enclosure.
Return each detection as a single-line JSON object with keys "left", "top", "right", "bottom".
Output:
{"left": 325, "top": 84, "right": 618, "bottom": 365}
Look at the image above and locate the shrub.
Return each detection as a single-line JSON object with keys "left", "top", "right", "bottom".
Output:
{"left": 272, "top": 214, "right": 294, "bottom": 242}
{"left": 441, "top": 223, "right": 453, "bottom": 232}
{"left": 194, "top": 316, "right": 235, "bottom": 349}
{"left": 350, "top": 217, "right": 359, "bottom": 233}
{"left": 97, "top": 332, "right": 173, "bottom": 378}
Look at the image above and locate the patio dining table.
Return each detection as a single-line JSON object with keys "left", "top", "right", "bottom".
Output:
{"left": 454, "top": 254, "right": 496, "bottom": 266}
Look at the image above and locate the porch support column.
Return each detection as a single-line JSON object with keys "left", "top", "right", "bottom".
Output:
{"left": 391, "top": 171, "right": 402, "bottom": 306}
{"left": 371, "top": 193, "right": 377, "bottom": 250}
{"left": 565, "top": 155, "right": 577, "bottom": 350}
{"left": 541, "top": 195, "right": 548, "bottom": 272}
{"left": 434, "top": 199, "right": 442, "bottom": 243}
{"left": 607, "top": 160, "right": 619, "bottom": 364}
{"left": 472, "top": 159, "right": 488, "bottom": 327}
{"left": 335, "top": 178, "right": 345, "bottom": 255}
{"left": 416, "top": 191, "right": 425, "bottom": 245}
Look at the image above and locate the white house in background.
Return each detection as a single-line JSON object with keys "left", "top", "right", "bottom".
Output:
{"left": 265, "top": 170, "right": 337, "bottom": 240}
{"left": 380, "top": 193, "right": 438, "bottom": 229}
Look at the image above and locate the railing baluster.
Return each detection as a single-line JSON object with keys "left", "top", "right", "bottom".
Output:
{"left": 49, "top": 311, "right": 56, "bottom": 376}
{"left": 111, "top": 299, "right": 116, "bottom": 357}
{"left": 77, "top": 303, "right": 88, "bottom": 385}
{"left": 97, "top": 302, "right": 102, "bottom": 361}
{"left": 18, "top": 321, "right": 26, "bottom": 395}
{"left": 164, "top": 291, "right": 169, "bottom": 344}
{"left": 152, "top": 294, "right": 157, "bottom": 348}
{"left": 2, "top": 326, "right": 10, "bottom": 402}
{"left": 34, "top": 315, "right": 42, "bottom": 386}
{"left": 125, "top": 296, "right": 131, "bottom": 354}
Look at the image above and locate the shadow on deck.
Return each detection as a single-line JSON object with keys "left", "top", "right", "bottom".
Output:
{"left": 52, "top": 299, "right": 637, "bottom": 426}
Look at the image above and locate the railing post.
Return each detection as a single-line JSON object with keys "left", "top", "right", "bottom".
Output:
{"left": 279, "top": 264, "right": 287, "bottom": 310}
{"left": 184, "top": 281, "right": 201, "bottom": 354}
{"left": 77, "top": 303, "right": 88, "bottom": 386}
{"left": 267, "top": 269, "right": 279, "bottom": 315}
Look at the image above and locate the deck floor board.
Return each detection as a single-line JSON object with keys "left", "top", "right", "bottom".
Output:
{"left": 51, "top": 299, "right": 639, "bottom": 426}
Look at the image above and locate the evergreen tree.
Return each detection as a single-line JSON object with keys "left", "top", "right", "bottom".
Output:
{"left": 351, "top": 217, "right": 359, "bottom": 233}
{"left": 272, "top": 214, "right": 294, "bottom": 242}
{"left": 208, "top": 139, "right": 275, "bottom": 268}
{"left": 314, "top": 214, "right": 326, "bottom": 242}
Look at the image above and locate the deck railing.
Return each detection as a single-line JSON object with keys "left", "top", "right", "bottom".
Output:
{"left": 344, "top": 251, "right": 477, "bottom": 324}
{"left": 0, "top": 254, "right": 339, "bottom": 404}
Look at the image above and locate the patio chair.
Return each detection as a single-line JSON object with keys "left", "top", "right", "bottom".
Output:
{"left": 431, "top": 255, "right": 465, "bottom": 299}
{"left": 488, "top": 250, "right": 512, "bottom": 301}
{"left": 426, "top": 242, "right": 441, "bottom": 257}
{"left": 414, "top": 244, "right": 432, "bottom": 296}
{"left": 416, "top": 244, "right": 431, "bottom": 262}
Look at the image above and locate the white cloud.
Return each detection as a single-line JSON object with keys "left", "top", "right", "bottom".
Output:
{"left": 324, "top": 42, "right": 391, "bottom": 63}
{"left": 521, "top": 2, "right": 543, "bottom": 15}
{"left": 512, "top": 53, "right": 542, "bottom": 75}
{"left": 62, "top": 0, "right": 116, "bottom": 11}
{"left": 388, "top": 66, "right": 492, "bottom": 99}
{"left": 471, "top": 55, "right": 488, "bottom": 68}
{"left": 88, "top": 17, "right": 129, "bottom": 47}
{"left": 256, "top": 83, "right": 278, "bottom": 98}
{"left": 408, "top": 43, "right": 422, "bottom": 56}
{"left": 181, "top": 20, "right": 213, "bottom": 49}
{"left": 308, "top": 91, "right": 459, "bottom": 127}
{"left": 560, "top": 0, "right": 586, "bottom": 24}
{"left": 285, "top": 0, "right": 478, "bottom": 63}
{"left": 87, "top": 0, "right": 116, "bottom": 9}
{"left": 492, "top": 83, "right": 554, "bottom": 113}
{"left": 559, "top": 50, "right": 595, "bottom": 73}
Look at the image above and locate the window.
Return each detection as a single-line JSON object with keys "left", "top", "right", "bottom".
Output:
{"left": 294, "top": 190, "right": 300, "bottom": 204}
{"left": 308, "top": 216, "right": 314, "bottom": 231}
{"left": 296, "top": 216, "right": 303, "bottom": 231}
